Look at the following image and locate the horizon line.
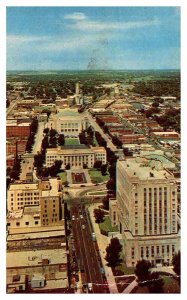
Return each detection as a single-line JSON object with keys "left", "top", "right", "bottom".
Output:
{"left": 7, "top": 68, "right": 180, "bottom": 72}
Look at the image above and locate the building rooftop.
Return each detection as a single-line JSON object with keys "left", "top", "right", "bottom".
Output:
{"left": 7, "top": 229, "right": 66, "bottom": 241}
{"left": 8, "top": 182, "right": 39, "bottom": 191}
{"left": 41, "top": 178, "right": 60, "bottom": 197}
{"left": 118, "top": 157, "right": 174, "bottom": 181}
{"left": 7, "top": 248, "right": 67, "bottom": 268}
{"left": 61, "top": 144, "right": 89, "bottom": 150}
{"left": 57, "top": 109, "right": 79, "bottom": 117}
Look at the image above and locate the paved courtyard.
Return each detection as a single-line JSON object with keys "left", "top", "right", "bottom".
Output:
{"left": 66, "top": 169, "right": 92, "bottom": 185}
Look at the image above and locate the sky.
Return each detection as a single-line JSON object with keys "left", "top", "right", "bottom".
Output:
{"left": 6, "top": 6, "right": 180, "bottom": 70}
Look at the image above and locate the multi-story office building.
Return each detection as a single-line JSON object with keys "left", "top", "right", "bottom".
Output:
{"left": 45, "top": 145, "right": 106, "bottom": 168}
{"left": 7, "top": 182, "right": 40, "bottom": 212}
{"left": 116, "top": 157, "right": 180, "bottom": 267}
{"left": 49, "top": 109, "right": 89, "bottom": 137}
{"left": 7, "top": 179, "right": 64, "bottom": 227}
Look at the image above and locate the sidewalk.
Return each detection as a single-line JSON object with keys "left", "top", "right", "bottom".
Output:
{"left": 88, "top": 204, "right": 118, "bottom": 293}
{"left": 122, "top": 279, "right": 138, "bottom": 293}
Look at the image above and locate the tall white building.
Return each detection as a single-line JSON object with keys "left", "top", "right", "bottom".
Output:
{"left": 117, "top": 157, "right": 180, "bottom": 267}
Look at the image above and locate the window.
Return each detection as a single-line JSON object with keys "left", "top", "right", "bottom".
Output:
{"left": 141, "top": 247, "right": 144, "bottom": 258}
{"left": 151, "top": 246, "right": 154, "bottom": 257}
{"left": 35, "top": 221, "right": 39, "bottom": 225}
{"left": 131, "top": 247, "right": 135, "bottom": 259}
{"left": 25, "top": 222, "right": 29, "bottom": 225}
{"left": 16, "top": 222, "right": 20, "bottom": 226}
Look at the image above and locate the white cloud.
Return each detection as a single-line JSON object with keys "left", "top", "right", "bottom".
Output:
{"left": 66, "top": 14, "right": 159, "bottom": 32}
{"left": 64, "top": 12, "right": 87, "bottom": 21}
{"left": 7, "top": 35, "right": 48, "bottom": 48}
{"left": 7, "top": 32, "right": 115, "bottom": 53}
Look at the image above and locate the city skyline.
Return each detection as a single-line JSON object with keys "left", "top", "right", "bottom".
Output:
{"left": 7, "top": 6, "right": 180, "bottom": 70}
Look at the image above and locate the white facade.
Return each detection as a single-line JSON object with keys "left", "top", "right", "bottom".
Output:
{"left": 49, "top": 109, "right": 88, "bottom": 137}
{"left": 45, "top": 146, "right": 106, "bottom": 168}
{"left": 117, "top": 158, "right": 180, "bottom": 267}
{"left": 7, "top": 182, "right": 40, "bottom": 212}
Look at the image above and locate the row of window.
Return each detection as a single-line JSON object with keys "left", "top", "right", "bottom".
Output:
{"left": 7, "top": 220, "right": 39, "bottom": 227}
{"left": 11, "top": 192, "right": 39, "bottom": 197}
{"left": 138, "top": 244, "right": 175, "bottom": 259}
{"left": 60, "top": 123, "right": 79, "bottom": 128}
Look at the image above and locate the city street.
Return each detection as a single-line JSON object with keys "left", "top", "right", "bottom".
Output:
{"left": 32, "top": 121, "right": 45, "bottom": 154}
{"left": 20, "top": 122, "right": 44, "bottom": 180}
{"left": 20, "top": 154, "right": 34, "bottom": 180}
{"left": 70, "top": 204, "right": 108, "bottom": 293}
{"left": 84, "top": 111, "right": 117, "bottom": 153}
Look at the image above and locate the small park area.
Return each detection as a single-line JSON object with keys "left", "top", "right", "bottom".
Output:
{"left": 89, "top": 169, "right": 110, "bottom": 184}
{"left": 65, "top": 138, "right": 80, "bottom": 145}
{"left": 99, "top": 216, "right": 118, "bottom": 235}
{"left": 57, "top": 171, "right": 67, "bottom": 184}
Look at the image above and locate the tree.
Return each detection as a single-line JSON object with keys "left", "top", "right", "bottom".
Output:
{"left": 108, "top": 163, "right": 116, "bottom": 179}
{"left": 101, "top": 164, "right": 107, "bottom": 176}
{"left": 94, "top": 208, "right": 105, "bottom": 223}
{"left": 148, "top": 272, "right": 164, "bottom": 293}
{"left": 65, "top": 163, "right": 70, "bottom": 170}
{"left": 43, "top": 128, "right": 49, "bottom": 134}
{"left": 106, "top": 178, "right": 116, "bottom": 191}
{"left": 93, "top": 160, "right": 102, "bottom": 170}
{"left": 64, "top": 180, "right": 69, "bottom": 187}
{"left": 49, "top": 135, "right": 57, "bottom": 147}
{"left": 172, "top": 251, "right": 180, "bottom": 276}
{"left": 112, "top": 136, "right": 122, "bottom": 148}
{"left": 152, "top": 101, "right": 159, "bottom": 108}
{"left": 48, "top": 160, "right": 62, "bottom": 177}
{"left": 58, "top": 134, "right": 65, "bottom": 146}
{"left": 49, "top": 128, "right": 57, "bottom": 137}
{"left": 135, "top": 260, "right": 151, "bottom": 282}
{"left": 41, "top": 135, "right": 49, "bottom": 150}
{"left": 102, "top": 196, "right": 109, "bottom": 210}
{"left": 105, "top": 237, "right": 122, "bottom": 267}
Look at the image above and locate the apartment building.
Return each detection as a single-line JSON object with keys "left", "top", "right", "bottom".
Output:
{"left": 45, "top": 145, "right": 106, "bottom": 168}
{"left": 116, "top": 157, "right": 180, "bottom": 267}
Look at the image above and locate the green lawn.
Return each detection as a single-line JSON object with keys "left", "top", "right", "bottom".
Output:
{"left": 65, "top": 138, "right": 80, "bottom": 145}
{"left": 162, "top": 276, "right": 180, "bottom": 293}
{"left": 93, "top": 137, "right": 99, "bottom": 146}
{"left": 99, "top": 216, "right": 118, "bottom": 233}
{"left": 88, "top": 169, "right": 110, "bottom": 183}
{"left": 57, "top": 171, "right": 67, "bottom": 184}
{"left": 88, "top": 190, "right": 107, "bottom": 196}
{"left": 115, "top": 264, "right": 135, "bottom": 275}
{"left": 131, "top": 275, "right": 180, "bottom": 294}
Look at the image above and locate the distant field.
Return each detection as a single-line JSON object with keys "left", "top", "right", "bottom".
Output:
{"left": 65, "top": 138, "right": 80, "bottom": 145}
{"left": 6, "top": 69, "right": 180, "bottom": 82}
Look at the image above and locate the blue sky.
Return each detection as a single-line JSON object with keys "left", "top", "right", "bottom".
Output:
{"left": 7, "top": 7, "right": 180, "bottom": 70}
